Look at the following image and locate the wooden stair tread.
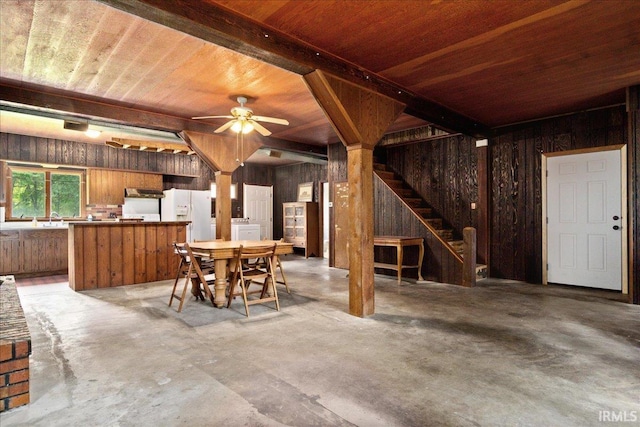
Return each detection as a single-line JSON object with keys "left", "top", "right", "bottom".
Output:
{"left": 380, "top": 163, "right": 485, "bottom": 277}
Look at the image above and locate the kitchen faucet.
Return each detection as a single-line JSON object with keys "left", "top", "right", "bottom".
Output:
{"left": 49, "top": 211, "right": 60, "bottom": 223}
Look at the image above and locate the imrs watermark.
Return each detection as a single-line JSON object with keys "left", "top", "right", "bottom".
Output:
{"left": 598, "top": 410, "right": 638, "bottom": 423}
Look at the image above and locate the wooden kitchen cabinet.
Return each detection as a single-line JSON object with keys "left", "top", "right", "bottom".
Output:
{"left": 0, "top": 228, "right": 67, "bottom": 277}
{"left": 87, "top": 169, "right": 162, "bottom": 205}
{"left": 125, "top": 172, "right": 162, "bottom": 190}
{"left": 0, "top": 230, "right": 21, "bottom": 274}
{"left": 283, "top": 202, "right": 319, "bottom": 258}
{"left": 88, "top": 169, "right": 124, "bottom": 205}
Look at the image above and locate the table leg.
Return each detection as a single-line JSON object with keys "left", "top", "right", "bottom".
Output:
{"left": 397, "top": 243, "right": 403, "bottom": 284}
{"left": 417, "top": 241, "right": 424, "bottom": 281}
{"left": 262, "top": 255, "right": 277, "bottom": 297}
{"left": 213, "top": 258, "right": 228, "bottom": 308}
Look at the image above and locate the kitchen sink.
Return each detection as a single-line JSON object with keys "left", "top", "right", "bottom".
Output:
{"left": 41, "top": 222, "right": 67, "bottom": 228}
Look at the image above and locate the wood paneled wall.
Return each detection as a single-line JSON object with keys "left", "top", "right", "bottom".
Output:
{"left": 273, "top": 162, "right": 327, "bottom": 239}
{"left": 328, "top": 142, "right": 348, "bottom": 182}
{"left": 376, "top": 106, "right": 633, "bottom": 292}
{"left": 627, "top": 87, "right": 640, "bottom": 304}
{"left": 0, "top": 133, "right": 203, "bottom": 179}
{"left": 490, "top": 106, "right": 627, "bottom": 283}
{"left": 385, "top": 135, "right": 478, "bottom": 238}
{"left": 0, "top": 133, "right": 276, "bottom": 214}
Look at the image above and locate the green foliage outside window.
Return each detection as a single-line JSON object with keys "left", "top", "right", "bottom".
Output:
{"left": 51, "top": 174, "right": 81, "bottom": 217}
{"left": 11, "top": 168, "right": 82, "bottom": 219}
{"left": 12, "top": 171, "right": 45, "bottom": 218}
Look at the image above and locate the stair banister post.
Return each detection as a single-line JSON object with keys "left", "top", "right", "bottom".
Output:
{"left": 463, "top": 227, "right": 477, "bottom": 287}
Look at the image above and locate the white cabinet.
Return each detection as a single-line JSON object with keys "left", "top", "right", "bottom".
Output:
{"left": 231, "top": 223, "right": 260, "bottom": 241}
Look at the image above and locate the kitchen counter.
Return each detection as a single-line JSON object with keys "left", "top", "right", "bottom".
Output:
{"left": 1, "top": 220, "right": 187, "bottom": 230}
{"left": 68, "top": 221, "right": 189, "bottom": 290}
{"left": 0, "top": 228, "right": 68, "bottom": 277}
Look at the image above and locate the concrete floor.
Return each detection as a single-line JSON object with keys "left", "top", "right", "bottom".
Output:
{"left": 2, "top": 256, "right": 639, "bottom": 426}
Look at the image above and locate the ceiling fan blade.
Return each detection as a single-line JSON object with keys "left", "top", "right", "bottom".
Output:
{"left": 192, "top": 115, "right": 234, "bottom": 120}
{"left": 251, "top": 120, "right": 272, "bottom": 136}
{"left": 214, "top": 120, "right": 236, "bottom": 133}
{"left": 251, "top": 115, "right": 289, "bottom": 126}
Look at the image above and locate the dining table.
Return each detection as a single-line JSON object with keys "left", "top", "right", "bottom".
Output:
{"left": 188, "top": 239, "right": 294, "bottom": 308}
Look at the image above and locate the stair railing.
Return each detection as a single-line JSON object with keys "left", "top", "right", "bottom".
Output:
{"left": 375, "top": 170, "right": 477, "bottom": 286}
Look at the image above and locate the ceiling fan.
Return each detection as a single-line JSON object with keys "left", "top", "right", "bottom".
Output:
{"left": 192, "top": 96, "right": 289, "bottom": 136}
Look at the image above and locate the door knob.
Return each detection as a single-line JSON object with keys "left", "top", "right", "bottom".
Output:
{"left": 613, "top": 225, "right": 620, "bottom": 230}
{"left": 613, "top": 215, "right": 620, "bottom": 220}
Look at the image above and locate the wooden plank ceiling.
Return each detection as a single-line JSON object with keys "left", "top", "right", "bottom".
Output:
{"left": 1, "top": 0, "right": 639, "bottom": 155}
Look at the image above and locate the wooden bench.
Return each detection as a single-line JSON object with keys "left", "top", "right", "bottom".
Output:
{"left": 373, "top": 236, "right": 424, "bottom": 283}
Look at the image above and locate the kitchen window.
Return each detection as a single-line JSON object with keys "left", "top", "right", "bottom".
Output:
{"left": 8, "top": 165, "right": 85, "bottom": 219}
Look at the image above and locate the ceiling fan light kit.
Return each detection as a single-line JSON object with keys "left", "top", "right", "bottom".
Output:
{"left": 192, "top": 95, "right": 289, "bottom": 137}
{"left": 192, "top": 95, "right": 290, "bottom": 166}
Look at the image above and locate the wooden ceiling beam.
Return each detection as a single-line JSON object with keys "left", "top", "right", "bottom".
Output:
{"left": 96, "top": 0, "right": 490, "bottom": 137}
{"left": 0, "top": 80, "right": 325, "bottom": 156}
{"left": 0, "top": 80, "right": 217, "bottom": 135}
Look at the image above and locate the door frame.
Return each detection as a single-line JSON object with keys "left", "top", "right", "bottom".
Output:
{"left": 542, "top": 144, "right": 628, "bottom": 293}
{"left": 243, "top": 183, "right": 273, "bottom": 240}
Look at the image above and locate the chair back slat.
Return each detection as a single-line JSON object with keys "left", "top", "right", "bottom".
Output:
{"left": 227, "top": 243, "right": 280, "bottom": 316}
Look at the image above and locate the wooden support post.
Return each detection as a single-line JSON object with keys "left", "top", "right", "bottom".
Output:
{"left": 347, "top": 146, "right": 375, "bottom": 316}
{"left": 215, "top": 172, "right": 232, "bottom": 241}
{"left": 462, "top": 227, "right": 477, "bottom": 287}
{"left": 304, "top": 70, "right": 405, "bottom": 317}
{"left": 476, "top": 142, "right": 489, "bottom": 267}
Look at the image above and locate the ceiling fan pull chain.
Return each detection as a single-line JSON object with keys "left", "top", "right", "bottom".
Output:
{"left": 236, "top": 131, "right": 240, "bottom": 163}
{"left": 240, "top": 127, "right": 245, "bottom": 167}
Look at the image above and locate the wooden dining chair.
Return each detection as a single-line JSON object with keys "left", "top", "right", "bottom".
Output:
{"left": 249, "top": 238, "right": 290, "bottom": 293}
{"left": 226, "top": 243, "right": 279, "bottom": 317}
{"left": 169, "top": 242, "right": 215, "bottom": 312}
{"left": 193, "top": 238, "right": 224, "bottom": 272}
{"left": 273, "top": 239, "right": 290, "bottom": 294}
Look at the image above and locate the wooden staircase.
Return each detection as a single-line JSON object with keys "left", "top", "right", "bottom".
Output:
{"left": 374, "top": 162, "right": 487, "bottom": 280}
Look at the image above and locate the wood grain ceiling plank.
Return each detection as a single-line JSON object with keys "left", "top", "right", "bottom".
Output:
{"left": 218, "top": 0, "right": 561, "bottom": 74}
{"left": 383, "top": 0, "right": 591, "bottom": 78}
{"left": 0, "top": 0, "right": 34, "bottom": 81}
{"left": 97, "top": 0, "right": 488, "bottom": 136}
{"left": 64, "top": 7, "right": 136, "bottom": 94}
{"left": 22, "top": 1, "right": 97, "bottom": 87}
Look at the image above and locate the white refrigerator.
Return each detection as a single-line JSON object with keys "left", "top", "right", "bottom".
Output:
{"left": 161, "top": 189, "right": 212, "bottom": 242}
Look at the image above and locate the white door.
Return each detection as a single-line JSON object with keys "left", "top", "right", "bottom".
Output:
{"left": 243, "top": 184, "right": 273, "bottom": 240}
{"left": 546, "top": 149, "right": 623, "bottom": 290}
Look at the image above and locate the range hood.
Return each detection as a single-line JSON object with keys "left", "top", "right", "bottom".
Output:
{"left": 124, "top": 188, "right": 164, "bottom": 199}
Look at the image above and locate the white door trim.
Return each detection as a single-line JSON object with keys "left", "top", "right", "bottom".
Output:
{"left": 542, "top": 144, "right": 628, "bottom": 293}
{"left": 243, "top": 184, "right": 273, "bottom": 240}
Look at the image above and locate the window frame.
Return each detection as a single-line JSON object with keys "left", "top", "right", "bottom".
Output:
{"left": 7, "top": 165, "right": 86, "bottom": 220}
